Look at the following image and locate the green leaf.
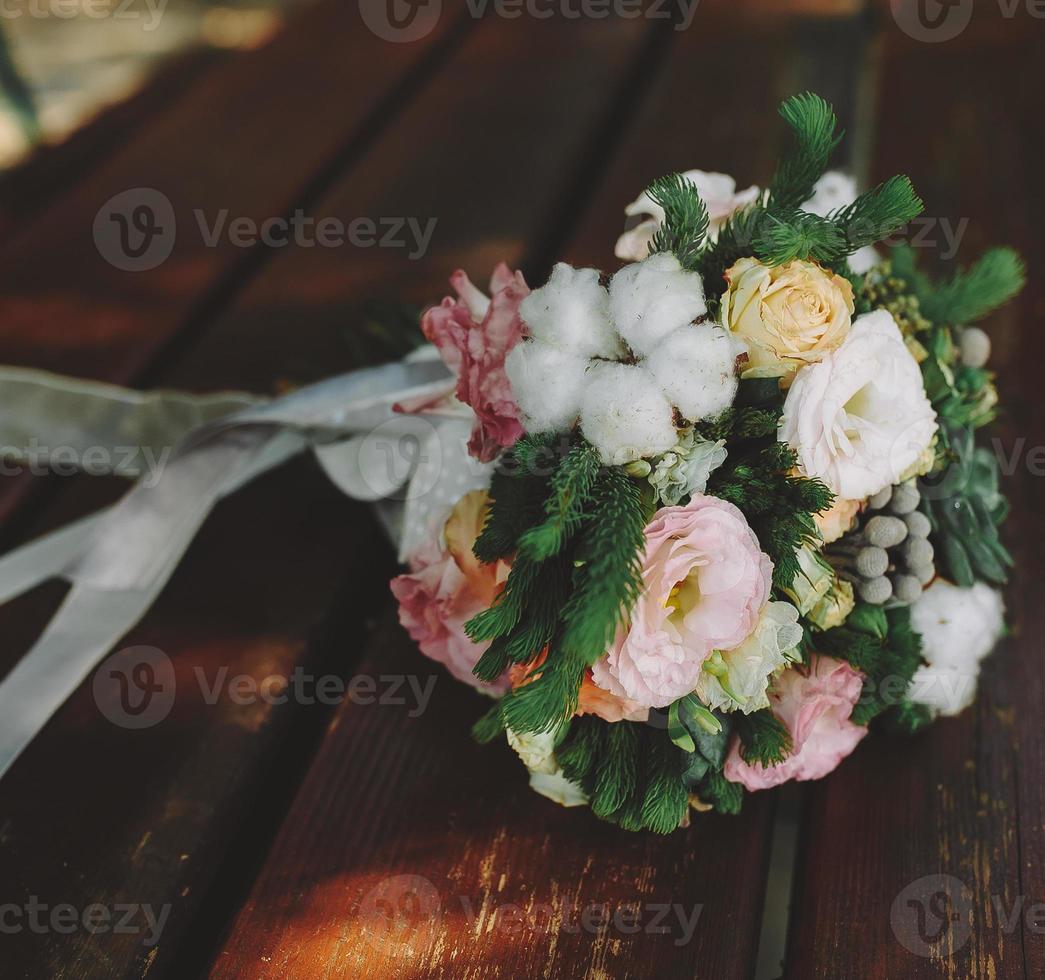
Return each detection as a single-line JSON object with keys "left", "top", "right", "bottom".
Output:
{"left": 668, "top": 699, "right": 696, "bottom": 753}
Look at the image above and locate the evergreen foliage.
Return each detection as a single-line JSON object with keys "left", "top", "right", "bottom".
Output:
{"left": 891, "top": 244, "right": 1026, "bottom": 325}
{"left": 646, "top": 172, "right": 710, "bottom": 269}
{"left": 819, "top": 604, "right": 924, "bottom": 727}
{"left": 735, "top": 709, "right": 792, "bottom": 766}
{"left": 556, "top": 717, "right": 689, "bottom": 834}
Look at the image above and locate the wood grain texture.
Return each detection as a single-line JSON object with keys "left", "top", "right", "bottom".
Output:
{"left": 0, "top": 10, "right": 658, "bottom": 980}
{"left": 784, "top": 14, "right": 1045, "bottom": 979}
{"left": 0, "top": 0, "right": 467, "bottom": 528}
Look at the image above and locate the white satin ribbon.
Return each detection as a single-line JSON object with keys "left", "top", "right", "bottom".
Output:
{"left": 0, "top": 349, "right": 491, "bottom": 778}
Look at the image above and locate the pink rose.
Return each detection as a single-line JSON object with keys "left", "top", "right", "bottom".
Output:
{"left": 724, "top": 655, "right": 867, "bottom": 790}
{"left": 591, "top": 496, "right": 773, "bottom": 708}
{"left": 391, "top": 490, "right": 510, "bottom": 693}
{"left": 421, "top": 264, "right": 529, "bottom": 462}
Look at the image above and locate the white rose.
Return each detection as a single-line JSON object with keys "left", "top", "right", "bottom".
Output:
{"left": 614, "top": 170, "right": 760, "bottom": 261}
{"left": 908, "top": 581, "right": 1005, "bottom": 717}
{"left": 779, "top": 309, "right": 937, "bottom": 499}
{"left": 506, "top": 727, "right": 588, "bottom": 807}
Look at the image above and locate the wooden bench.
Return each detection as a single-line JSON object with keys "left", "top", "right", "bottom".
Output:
{"left": 0, "top": 2, "right": 1041, "bottom": 977}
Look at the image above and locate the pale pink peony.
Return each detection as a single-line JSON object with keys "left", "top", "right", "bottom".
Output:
{"left": 391, "top": 490, "right": 510, "bottom": 694}
{"left": 723, "top": 654, "right": 867, "bottom": 790}
{"left": 421, "top": 264, "right": 529, "bottom": 462}
{"left": 591, "top": 496, "right": 773, "bottom": 709}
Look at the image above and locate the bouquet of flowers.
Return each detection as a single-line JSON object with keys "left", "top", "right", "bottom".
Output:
{"left": 391, "top": 93, "right": 1025, "bottom": 832}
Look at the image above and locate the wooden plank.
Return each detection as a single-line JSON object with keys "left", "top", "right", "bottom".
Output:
{"left": 784, "top": 17, "right": 1045, "bottom": 980}
{"left": 0, "top": 0, "right": 468, "bottom": 530}
{"left": 0, "top": 10, "right": 658, "bottom": 980}
{"left": 204, "top": 10, "right": 874, "bottom": 979}
{"left": 0, "top": 47, "right": 226, "bottom": 237}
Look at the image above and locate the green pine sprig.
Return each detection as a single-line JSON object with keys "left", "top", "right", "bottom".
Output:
{"left": 892, "top": 244, "right": 1026, "bottom": 326}
{"left": 768, "top": 92, "right": 843, "bottom": 212}
{"left": 646, "top": 172, "right": 710, "bottom": 270}
{"left": 735, "top": 709, "right": 792, "bottom": 767}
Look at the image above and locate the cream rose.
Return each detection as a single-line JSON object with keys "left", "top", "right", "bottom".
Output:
{"left": 722, "top": 258, "right": 855, "bottom": 378}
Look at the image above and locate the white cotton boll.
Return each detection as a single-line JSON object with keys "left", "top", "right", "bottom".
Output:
{"left": 518, "top": 263, "right": 620, "bottom": 359}
{"left": 608, "top": 253, "right": 707, "bottom": 357}
{"left": 908, "top": 580, "right": 1005, "bottom": 717}
{"left": 580, "top": 362, "right": 678, "bottom": 464}
{"left": 645, "top": 324, "right": 741, "bottom": 422}
{"left": 504, "top": 340, "right": 589, "bottom": 433}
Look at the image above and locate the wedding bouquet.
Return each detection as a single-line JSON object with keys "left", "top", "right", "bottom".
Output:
{"left": 391, "top": 94, "right": 1024, "bottom": 832}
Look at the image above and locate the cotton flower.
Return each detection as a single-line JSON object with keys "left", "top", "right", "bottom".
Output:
{"left": 509, "top": 255, "right": 739, "bottom": 459}
{"left": 724, "top": 655, "right": 868, "bottom": 790}
{"left": 579, "top": 362, "right": 677, "bottom": 465}
{"left": 722, "top": 257, "right": 855, "bottom": 379}
{"left": 591, "top": 496, "right": 773, "bottom": 708}
{"left": 391, "top": 490, "right": 510, "bottom": 694}
{"left": 608, "top": 253, "right": 707, "bottom": 357}
{"left": 780, "top": 309, "right": 938, "bottom": 500}
{"left": 645, "top": 324, "right": 742, "bottom": 422}
{"left": 694, "top": 601, "right": 803, "bottom": 714}
{"left": 503, "top": 339, "right": 591, "bottom": 434}
{"left": 908, "top": 580, "right": 1005, "bottom": 717}
{"left": 649, "top": 429, "right": 727, "bottom": 506}
{"left": 615, "top": 170, "right": 760, "bottom": 261}
{"left": 421, "top": 264, "right": 528, "bottom": 462}
{"left": 518, "top": 263, "right": 620, "bottom": 358}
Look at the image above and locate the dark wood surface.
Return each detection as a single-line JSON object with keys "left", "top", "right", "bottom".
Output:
{"left": 0, "top": 2, "right": 1041, "bottom": 978}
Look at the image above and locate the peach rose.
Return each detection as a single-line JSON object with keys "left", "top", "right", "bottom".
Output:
{"left": 722, "top": 258, "right": 854, "bottom": 379}
{"left": 508, "top": 653, "right": 649, "bottom": 724}
{"left": 391, "top": 490, "right": 510, "bottom": 693}
{"left": 591, "top": 496, "right": 773, "bottom": 709}
{"left": 723, "top": 654, "right": 867, "bottom": 790}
